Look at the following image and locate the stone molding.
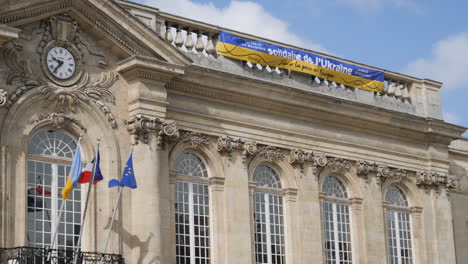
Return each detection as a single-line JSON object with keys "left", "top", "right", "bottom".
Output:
{"left": 416, "top": 170, "right": 458, "bottom": 189}
{"left": 0, "top": 0, "right": 147, "bottom": 56}
{"left": 172, "top": 130, "right": 456, "bottom": 190}
{"left": 179, "top": 131, "right": 210, "bottom": 150}
{"left": 117, "top": 56, "right": 184, "bottom": 84}
{"left": 125, "top": 114, "right": 179, "bottom": 148}
{"left": 31, "top": 112, "right": 86, "bottom": 133}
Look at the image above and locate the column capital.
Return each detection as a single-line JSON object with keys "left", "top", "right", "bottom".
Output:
{"left": 125, "top": 114, "right": 179, "bottom": 148}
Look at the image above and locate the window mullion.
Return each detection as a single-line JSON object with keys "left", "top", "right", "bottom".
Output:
{"left": 188, "top": 182, "right": 196, "bottom": 264}
{"left": 265, "top": 193, "right": 272, "bottom": 264}
{"left": 332, "top": 203, "right": 340, "bottom": 264}
{"left": 51, "top": 163, "right": 58, "bottom": 250}
{"left": 394, "top": 211, "right": 402, "bottom": 264}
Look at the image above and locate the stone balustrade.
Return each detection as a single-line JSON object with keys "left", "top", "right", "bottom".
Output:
{"left": 159, "top": 12, "right": 218, "bottom": 56}
{"left": 118, "top": 0, "right": 445, "bottom": 119}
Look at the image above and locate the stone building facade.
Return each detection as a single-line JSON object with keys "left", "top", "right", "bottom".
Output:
{"left": 0, "top": 0, "right": 467, "bottom": 263}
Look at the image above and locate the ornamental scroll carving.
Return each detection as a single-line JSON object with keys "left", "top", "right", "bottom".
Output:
{"left": 0, "top": 14, "right": 118, "bottom": 129}
{"left": 125, "top": 114, "right": 179, "bottom": 148}
{"left": 216, "top": 136, "right": 286, "bottom": 163}
{"left": 416, "top": 171, "right": 458, "bottom": 189}
{"left": 216, "top": 136, "right": 258, "bottom": 163}
{"left": 31, "top": 112, "right": 86, "bottom": 132}
{"left": 355, "top": 160, "right": 409, "bottom": 185}
{"left": 180, "top": 131, "right": 210, "bottom": 149}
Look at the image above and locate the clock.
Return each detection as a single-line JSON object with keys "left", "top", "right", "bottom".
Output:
{"left": 42, "top": 40, "right": 83, "bottom": 86}
{"left": 46, "top": 47, "right": 76, "bottom": 80}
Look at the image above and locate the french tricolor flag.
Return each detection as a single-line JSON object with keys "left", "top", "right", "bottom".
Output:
{"left": 78, "top": 149, "right": 103, "bottom": 184}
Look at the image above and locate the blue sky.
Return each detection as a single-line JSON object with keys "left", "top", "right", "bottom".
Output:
{"left": 134, "top": 0, "right": 468, "bottom": 135}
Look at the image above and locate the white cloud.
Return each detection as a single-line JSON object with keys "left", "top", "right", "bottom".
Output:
{"left": 406, "top": 33, "right": 468, "bottom": 89}
{"left": 134, "top": 0, "right": 327, "bottom": 53}
{"left": 443, "top": 111, "right": 461, "bottom": 125}
{"left": 337, "top": 0, "right": 418, "bottom": 10}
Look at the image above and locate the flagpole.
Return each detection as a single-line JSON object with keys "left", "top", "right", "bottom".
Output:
{"left": 48, "top": 134, "right": 83, "bottom": 261}
{"left": 99, "top": 145, "right": 133, "bottom": 264}
{"left": 99, "top": 186, "right": 123, "bottom": 264}
{"left": 73, "top": 138, "right": 100, "bottom": 264}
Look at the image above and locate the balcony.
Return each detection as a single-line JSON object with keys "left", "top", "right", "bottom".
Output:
{"left": 0, "top": 247, "right": 124, "bottom": 264}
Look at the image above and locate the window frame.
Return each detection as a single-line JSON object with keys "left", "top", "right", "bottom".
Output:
{"left": 383, "top": 186, "right": 415, "bottom": 264}
{"left": 26, "top": 129, "right": 82, "bottom": 251}
{"left": 251, "top": 164, "right": 286, "bottom": 264}
{"left": 320, "top": 175, "right": 354, "bottom": 264}
{"left": 172, "top": 151, "right": 212, "bottom": 264}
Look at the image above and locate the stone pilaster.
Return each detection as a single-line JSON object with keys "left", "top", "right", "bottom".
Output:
{"left": 210, "top": 176, "right": 226, "bottom": 263}
{"left": 128, "top": 128, "right": 175, "bottom": 263}
{"left": 296, "top": 164, "right": 323, "bottom": 264}
{"left": 117, "top": 56, "right": 184, "bottom": 118}
{"left": 224, "top": 152, "right": 253, "bottom": 264}
{"left": 284, "top": 187, "right": 298, "bottom": 264}
{"left": 119, "top": 53, "right": 182, "bottom": 263}
{"left": 350, "top": 197, "right": 366, "bottom": 264}
{"left": 410, "top": 206, "right": 425, "bottom": 264}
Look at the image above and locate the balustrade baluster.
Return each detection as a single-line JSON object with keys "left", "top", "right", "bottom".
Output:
{"left": 185, "top": 30, "right": 195, "bottom": 52}
{"left": 174, "top": 26, "right": 184, "bottom": 47}
{"left": 165, "top": 24, "right": 173, "bottom": 43}
{"left": 206, "top": 34, "right": 216, "bottom": 55}
{"left": 195, "top": 32, "right": 205, "bottom": 53}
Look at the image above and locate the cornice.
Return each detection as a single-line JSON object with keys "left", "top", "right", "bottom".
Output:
{"left": 117, "top": 56, "right": 185, "bottom": 84}
{"left": 168, "top": 65, "right": 464, "bottom": 144}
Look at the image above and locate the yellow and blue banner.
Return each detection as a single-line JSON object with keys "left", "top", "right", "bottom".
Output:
{"left": 217, "top": 31, "right": 385, "bottom": 92}
{"left": 61, "top": 144, "right": 82, "bottom": 200}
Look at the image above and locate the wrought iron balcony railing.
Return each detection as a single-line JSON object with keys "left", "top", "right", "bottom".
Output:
{"left": 0, "top": 247, "right": 125, "bottom": 264}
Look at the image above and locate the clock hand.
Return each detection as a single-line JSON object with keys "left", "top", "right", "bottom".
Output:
{"left": 53, "top": 60, "right": 64, "bottom": 74}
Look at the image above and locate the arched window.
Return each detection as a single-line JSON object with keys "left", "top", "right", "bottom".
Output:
{"left": 252, "top": 165, "right": 285, "bottom": 264}
{"left": 174, "top": 152, "right": 210, "bottom": 264}
{"left": 385, "top": 186, "right": 413, "bottom": 264}
{"left": 27, "top": 130, "right": 81, "bottom": 250}
{"left": 321, "top": 176, "right": 352, "bottom": 264}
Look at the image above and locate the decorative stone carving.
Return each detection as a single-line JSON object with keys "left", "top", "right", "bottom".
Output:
{"left": 216, "top": 136, "right": 243, "bottom": 154}
{"left": 326, "top": 157, "right": 352, "bottom": 173}
{"left": 356, "top": 160, "right": 376, "bottom": 178}
{"left": 180, "top": 131, "right": 210, "bottom": 149}
{"left": 0, "top": 14, "right": 119, "bottom": 129}
{"left": 288, "top": 149, "right": 313, "bottom": 164}
{"left": 125, "top": 114, "right": 179, "bottom": 148}
{"left": 257, "top": 145, "right": 284, "bottom": 162}
{"left": 242, "top": 141, "right": 257, "bottom": 163}
{"left": 0, "top": 89, "right": 7, "bottom": 106}
{"left": 31, "top": 112, "right": 86, "bottom": 132}
{"left": 416, "top": 171, "right": 458, "bottom": 188}
{"left": 216, "top": 136, "right": 258, "bottom": 163}
{"left": 375, "top": 164, "right": 408, "bottom": 185}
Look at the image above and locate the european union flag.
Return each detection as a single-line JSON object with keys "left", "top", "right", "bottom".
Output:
{"left": 108, "top": 152, "right": 137, "bottom": 189}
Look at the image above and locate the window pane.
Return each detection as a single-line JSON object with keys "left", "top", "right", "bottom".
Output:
{"left": 175, "top": 181, "right": 210, "bottom": 264}
{"left": 254, "top": 192, "right": 285, "bottom": 264}
{"left": 27, "top": 131, "right": 80, "bottom": 251}
{"left": 322, "top": 201, "right": 352, "bottom": 264}
{"left": 175, "top": 153, "right": 208, "bottom": 178}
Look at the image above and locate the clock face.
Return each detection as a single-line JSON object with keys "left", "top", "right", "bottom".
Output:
{"left": 46, "top": 47, "right": 76, "bottom": 80}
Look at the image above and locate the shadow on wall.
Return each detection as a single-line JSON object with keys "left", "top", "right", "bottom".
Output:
{"left": 104, "top": 217, "right": 158, "bottom": 264}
